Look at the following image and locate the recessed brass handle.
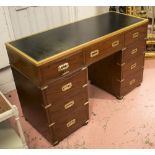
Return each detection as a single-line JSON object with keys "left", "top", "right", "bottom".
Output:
{"left": 131, "top": 48, "right": 138, "bottom": 55}
{"left": 62, "top": 82, "right": 72, "bottom": 92}
{"left": 132, "top": 32, "right": 139, "bottom": 38}
{"left": 58, "top": 62, "right": 69, "bottom": 72}
{"left": 66, "top": 119, "right": 76, "bottom": 128}
{"left": 130, "top": 63, "right": 137, "bottom": 70}
{"left": 112, "top": 40, "right": 119, "bottom": 47}
{"left": 64, "top": 100, "right": 74, "bottom": 109}
{"left": 129, "top": 79, "right": 136, "bottom": 85}
{"left": 90, "top": 49, "right": 99, "bottom": 57}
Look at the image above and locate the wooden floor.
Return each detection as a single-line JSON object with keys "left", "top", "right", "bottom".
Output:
{"left": 5, "top": 59, "right": 155, "bottom": 149}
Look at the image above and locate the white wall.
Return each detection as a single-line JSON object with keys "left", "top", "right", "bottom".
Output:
{"left": 0, "top": 7, "right": 14, "bottom": 69}
{"left": 0, "top": 7, "right": 15, "bottom": 94}
{"left": 0, "top": 6, "right": 109, "bottom": 94}
{"left": 8, "top": 6, "right": 109, "bottom": 39}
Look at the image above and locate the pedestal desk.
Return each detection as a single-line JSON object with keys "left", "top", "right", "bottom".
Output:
{"left": 5, "top": 12, "right": 148, "bottom": 145}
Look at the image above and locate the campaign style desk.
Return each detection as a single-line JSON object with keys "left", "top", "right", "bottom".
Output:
{"left": 5, "top": 12, "right": 148, "bottom": 145}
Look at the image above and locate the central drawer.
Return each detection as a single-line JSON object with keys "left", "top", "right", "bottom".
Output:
{"left": 44, "top": 68, "right": 88, "bottom": 105}
{"left": 84, "top": 34, "right": 124, "bottom": 65}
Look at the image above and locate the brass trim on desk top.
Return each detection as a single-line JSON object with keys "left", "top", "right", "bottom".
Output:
{"left": 6, "top": 44, "right": 39, "bottom": 65}
{"left": 5, "top": 13, "right": 148, "bottom": 67}
{"left": 109, "top": 11, "right": 147, "bottom": 20}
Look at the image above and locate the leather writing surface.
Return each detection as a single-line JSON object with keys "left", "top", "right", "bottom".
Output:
{"left": 10, "top": 12, "right": 142, "bottom": 61}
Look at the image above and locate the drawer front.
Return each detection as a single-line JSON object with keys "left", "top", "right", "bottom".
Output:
{"left": 115, "top": 54, "right": 144, "bottom": 78}
{"left": 122, "top": 39, "right": 145, "bottom": 61}
{"left": 112, "top": 69, "right": 143, "bottom": 97}
{"left": 120, "top": 69, "right": 143, "bottom": 96}
{"left": 84, "top": 34, "right": 124, "bottom": 65}
{"left": 125, "top": 25, "right": 147, "bottom": 46}
{"left": 44, "top": 69, "right": 88, "bottom": 103}
{"left": 50, "top": 105, "right": 89, "bottom": 143}
{"left": 116, "top": 39, "right": 145, "bottom": 63}
{"left": 47, "top": 87, "right": 88, "bottom": 123}
{"left": 41, "top": 52, "right": 84, "bottom": 83}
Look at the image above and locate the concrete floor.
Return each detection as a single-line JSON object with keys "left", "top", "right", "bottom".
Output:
{"left": 5, "top": 59, "right": 155, "bottom": 149}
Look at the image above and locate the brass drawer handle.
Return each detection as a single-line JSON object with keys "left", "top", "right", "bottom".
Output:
{"left": 90, "top": 49, "right": 99, "bottom": 57}
{"left": 131, "top": 48, "right": 138, "bottom": 55}
{"left": 129, "top": 79, "right": 136, "bottom": 85}
{"left": 64, "top": 100, "right": 74, "bottom": 109}
{"left": 62, "top": 82, "right": 72, "bottom": 92}
{"left": 66, "top": 119, "right": 76, "bottom": 128}
{"left": 112, "top": 40, "right": 119, "bottom": 47}
{"left": 130, "top": 63, "right": 137, "bottom": 70}
{"left": 58, "top": 62, "right": 69, "bottom": 72}
{"left": 132, "top": 32, "right": 139, "bottom": 38}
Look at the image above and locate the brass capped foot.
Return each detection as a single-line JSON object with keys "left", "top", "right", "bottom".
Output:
{"left": 116, "top": 96, "right": 124, "bottom": 100}
{"left": 83, "top": 120, "right": 89, "bottom": 126}
{"left": 53, "top": 141, "right": 59, "bottom": 146}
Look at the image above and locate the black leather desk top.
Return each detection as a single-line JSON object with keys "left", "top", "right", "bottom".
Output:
{"left": 10, "top": 12, "right": 143, "bottom": 61}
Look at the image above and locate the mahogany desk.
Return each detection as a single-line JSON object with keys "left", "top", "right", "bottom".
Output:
{"left": 5, "top": 12, "right": 148, "bottom": 145}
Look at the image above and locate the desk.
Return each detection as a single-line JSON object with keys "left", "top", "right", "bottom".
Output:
{"left": 5, "top": 12, "right": 148, "bottom": 145}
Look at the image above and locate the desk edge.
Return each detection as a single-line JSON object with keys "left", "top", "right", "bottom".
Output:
{"left": 5, "top": 17, "right": 149, "bottom": 67}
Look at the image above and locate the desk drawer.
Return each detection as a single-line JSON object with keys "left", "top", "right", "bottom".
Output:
{"left": 122, "top": 40, "right": 145, "bottom": 61}
{"left": 41, "top": 52, "right": 84, "bottom": 83}
{"left": 116, "top": 39, "right": 145, "bottom": 63}
{"left": 84, "top": 34, "right": 124, "bottom": 65}
{"left": 116, "top": 54, "right": 144, "bottom": 78}
{"left": 49, "top": 105, "right": 89, "bottom": 143}
{"left": 120, "top": 69, "right": 143, "bottom": 96}
{"left": 112, "top": 69, "right": 143, "bottom": 98}
{"left": 125, "top": 25, "right": 147, "bottom": 46}
{"left": 47, "top": 87, "right": 88, "bottom": 123}
{"left": 44, "top": 68, "right": 87, "bottom": 104}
